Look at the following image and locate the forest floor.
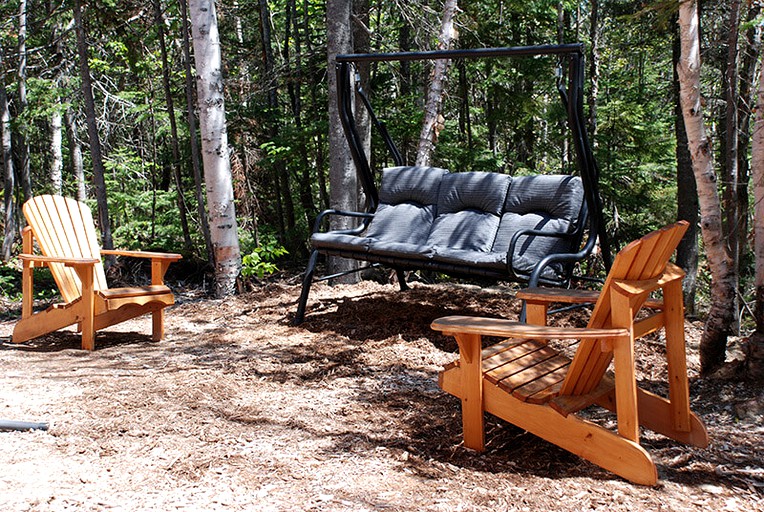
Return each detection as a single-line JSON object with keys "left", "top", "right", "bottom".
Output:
{"left": 0, "top": 276, "right": 762, "bottom": 511}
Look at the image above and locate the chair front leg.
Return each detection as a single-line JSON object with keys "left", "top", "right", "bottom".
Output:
{"left": 454, "top": 332, "right": 485, "bottom": 451}
{"left": 72, "top": 263, "right": 96, "bottom": 351}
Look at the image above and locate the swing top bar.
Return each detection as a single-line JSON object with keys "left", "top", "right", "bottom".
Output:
{"left": 336, "top": 43, "right": 584, "bottom": 63}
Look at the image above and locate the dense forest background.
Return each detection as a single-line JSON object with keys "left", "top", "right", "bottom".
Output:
{"left": 0, "top": 1, "right": 762, "bottom": 375}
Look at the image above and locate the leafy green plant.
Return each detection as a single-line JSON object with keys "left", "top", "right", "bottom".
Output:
{"left": 241, "top": 236, "right": 288, "bottom": 279}
{"left": 0, "top": 262, "right": 19, "bottom": 299}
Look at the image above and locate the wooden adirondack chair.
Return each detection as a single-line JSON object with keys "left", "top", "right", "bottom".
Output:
{"left": 12, "top": 195, "right": 182, "bottom": 351}
{"left": 432, "top": 221, "right": 708, "bottom": 485}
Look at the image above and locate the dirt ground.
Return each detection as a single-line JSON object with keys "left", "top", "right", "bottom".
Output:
{"left": 0, "top": 277, "right": 762, "bottom": 511}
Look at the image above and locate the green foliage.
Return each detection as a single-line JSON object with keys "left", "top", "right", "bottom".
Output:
{"left": 241, "top": 234, "right": 288, "bottom": 280}
{"left": 0, "top": 262, "right": 19, "bottom": 299}
{"left": 0, "top": 261, "right": 58, "bottom": 301}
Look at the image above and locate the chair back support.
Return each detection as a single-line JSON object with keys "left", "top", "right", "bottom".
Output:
{"left": 560, "top": 221, "right": 689, "bottom": 396}
{"left": 23, "top": 195, "right": 109, "bottom": 302}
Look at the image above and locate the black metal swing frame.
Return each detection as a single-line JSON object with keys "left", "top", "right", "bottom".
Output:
{"left": 294, "top": 43, "right": 611, "bottom": 324}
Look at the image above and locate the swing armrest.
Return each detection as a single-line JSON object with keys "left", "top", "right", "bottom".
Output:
{"left": 312, "top": 208, "right": 375, "bottom": 235}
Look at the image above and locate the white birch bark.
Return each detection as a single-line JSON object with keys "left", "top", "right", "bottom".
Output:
{"left": 415, "top": 0, "right": 458, "bottom": 167}
{"left": 63, "top": 109, "right": 86, "bottom": 201}
{"left": 1, "top": 48, "right": 14, "bottom": 262}
{"left": 50, "top": 107, "right": 63, "bottom": 195}
{"left": 677, "top": 0, "right": 736, "bottom": 373}
{"left": 189, "top": 0, "right": 241, "bottom": 297}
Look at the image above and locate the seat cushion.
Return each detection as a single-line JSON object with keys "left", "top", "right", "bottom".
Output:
{"left": 494, "top": 175, "right": 585, "bottom": 280}
{"left": 364, "top": 166, "right": 448, "bottom": 245}
{"left": 427, "top": 172, "right": 511, "bottom": 252}
{"left": 311, "top": 232, "right": 372, "bottom": 252}
{"left": 431, "top": 247, "right": 507, "bottom": 270}
{"left": 367, "top": 240, "right": 434, "bottom": 260}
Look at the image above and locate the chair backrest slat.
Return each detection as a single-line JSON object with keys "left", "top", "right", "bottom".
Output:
{"left": 559, "top": 221, "right": 689, "bottom": 396}
{"left": 23, "top": 195, "right": 108, "bottom": 302}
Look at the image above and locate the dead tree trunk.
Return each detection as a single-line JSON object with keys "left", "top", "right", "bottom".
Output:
{"left": 73, "top": 0, "right": 113, "bottom": 251}
{"left": 415, "top": 0, "right": 458, "bottom": 166}
{"left": 154, "top": 0, "right": 193, "bottom": 252}
{"left": 749, "top": 42, "right": 764, "bottom": 381}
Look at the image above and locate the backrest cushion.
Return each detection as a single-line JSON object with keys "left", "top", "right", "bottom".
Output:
{"left": 494, "top": 175, "right": 585, "bottom": 277}
{"left": 364, "top": 166, "right": 448, "bottom": 244}
{"left": 427, "top": 172, "right": 511, "bottom": 252}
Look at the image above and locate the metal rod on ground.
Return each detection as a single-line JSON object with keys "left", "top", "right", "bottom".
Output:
{"left": 0, "top": 419, "right": 49, "bottom": 431}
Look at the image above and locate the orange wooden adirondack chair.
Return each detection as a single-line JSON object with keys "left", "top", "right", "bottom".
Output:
{"left": 432, "top": 221, "right": 708, "bottom": 485}
{"left": 12, "top": 195, "right": 182, "bottom": 350}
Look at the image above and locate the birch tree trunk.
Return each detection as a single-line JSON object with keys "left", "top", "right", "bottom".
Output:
{"left": 677, "top": 0, "right": 736, "bottom": 375}
{"left": 63, "top": 109, "right": 86, "bottom": 202}
{"left": 188, "top": 0, "right": 242, "bottom": 297}
{"left": 415, "top": 0, "right": 458, "bottom": 167}
{"left": 180, "top": 0, "right": 214, "bottom": 262}
{"left": 673, "top": 16, "right": 699, "bottom": 315}
{"left": 50, "top": 107, "right": 63, "bottom": 195}
{"left": 747, "top": 48, "right": 764, "bottom": 380}
{"left": 1, "top": 47, "right": 14, "bottom": 262}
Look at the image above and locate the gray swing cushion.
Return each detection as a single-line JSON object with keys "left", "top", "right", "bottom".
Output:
{"left": 365, "top": 166, "right": 448, "bottom": 245}
{"left": 427, "top": 172, "right": 511, "bottom": 253}
{"left": 494, "top": 175, "right": 585, "bottom": 277}
{"left": 309, "top": 167, "right": 584, "bottom": 284}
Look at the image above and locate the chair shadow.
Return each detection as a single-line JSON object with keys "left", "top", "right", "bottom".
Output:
{"left": 1, "top": 330, "right": 156, "bottom": 353}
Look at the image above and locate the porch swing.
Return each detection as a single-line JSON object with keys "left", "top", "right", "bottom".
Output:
{"left": 294, "top": 43, "right": 611, "bottom": 324}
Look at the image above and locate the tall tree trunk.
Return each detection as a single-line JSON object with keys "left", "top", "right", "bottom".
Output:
{"left": 63, "top": 109, "right": 86, "bottom": 202}
{"left": 677, "top": 0, "right": 736, "bottom": 375}
{"left": 73, "top": 0, "right": 113, "bottom": 251}
{"left": 327, "top": 0, "right": 359, "bottom": 283}
{"left": 1, "top": 48, "right": 14, "bottom": 262}
{"left": 17, "top": 0, "right": 32, "bottom": 202}
{"left": 259, "top": 0, "right": 296, "bottom": 243}
{"left": 180, "top": 0, "right": 213, "bottom": 262}
{"left": 50, "top": 107, "right": 63, "bottom": 195}
{"left": 749, "top": 45, "right": 764, "bottom": 380}
{"left": 588, "top": 0, "right": 599, "bottom": 141}
{"left": 736, "top": 2, "right": 761, "bottom": 272}
{"left": 154, "top": 0, "right": 193, "bottom": 253}
{"left": 415, "top": 0, "right": 458, "bottom": 166}
{"left": 188, "top": 0, "right": 242, "bottom": 297}
{"left": 721, "top": 0, "right": 742, "bottom": 332}
{"left": 285, "top": 0, "right": 317, "bottom": 234}
{"left": 353, "top": 0, "right": 371, "bottom": 200}
{"left": 673, "top": 16, "right": 699, "bottom": 315}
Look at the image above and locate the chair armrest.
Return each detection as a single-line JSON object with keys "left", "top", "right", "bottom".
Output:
{"left": 101, "top": 249, "right": 182, "bottom": 261}
{"left": 431, "top": 315, "right": 628, "bottom": 339}
{"left": 19, "top": 254, "right": 100, "bottom": 267}
{"left": 517, "top": 287, "right": 601, "bottom": 305}
{"left": 517, "top": 287, "right": 665, "bottom": 311}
